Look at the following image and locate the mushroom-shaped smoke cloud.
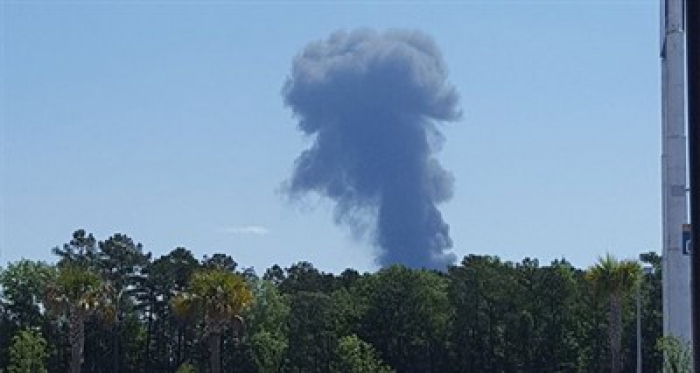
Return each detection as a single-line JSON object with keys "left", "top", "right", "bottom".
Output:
{"left": 283, "top": 29, "right": 461, "bottom": 269}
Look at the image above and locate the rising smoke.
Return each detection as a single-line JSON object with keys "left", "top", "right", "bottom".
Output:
{"left": 282, "top": 29, "right": 461, "bottom": 269}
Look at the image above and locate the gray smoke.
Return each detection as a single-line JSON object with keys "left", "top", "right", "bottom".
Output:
{"left": 282, "top": 29, "right": 461, "bottom": 269}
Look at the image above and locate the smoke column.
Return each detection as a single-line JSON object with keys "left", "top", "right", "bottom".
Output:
{"left": 283, "top": 29, "right": 461, "bottom": 269}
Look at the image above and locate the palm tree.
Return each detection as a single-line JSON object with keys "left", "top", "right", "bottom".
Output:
{"left": 586, "top": 254, "right": 642, "bottom": 373}
{"left": 173, "top": 268, "right": 253, "bottom": 373}
{"left": 44, "top": 265, "right": 113, "bottom": 373}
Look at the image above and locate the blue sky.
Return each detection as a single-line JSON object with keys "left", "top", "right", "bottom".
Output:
{"left": 2, "top": 0, "right": 662, "bottom": 273}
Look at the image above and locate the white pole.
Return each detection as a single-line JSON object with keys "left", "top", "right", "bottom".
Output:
{"left": 661, "top": 0, "right": 692, "bottom": 348}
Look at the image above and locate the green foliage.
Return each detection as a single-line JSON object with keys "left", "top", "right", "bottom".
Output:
{"left": 587, "top": 254, "right": 643, "bottom": 373}
{"left": 44, "top": 264, "right": 112, "bottom": 319}
{"left": 587, "top": 254, "right": 642, "bottom": 298}
{"left": 656, "top": 336, "right": 692, "bottom": 373}
{"left": 96, "top": 233, "right": 150, "bottom": 304}
{"left": 92, "top": 233, "right": 150, "bottom": 373}
{"left": 136, "top": 247, "right": 201, "bottom": 372}
{"left": 202, "top": 253, "right": 238, "bottom": 272}
{"left": 337, "top": 335, "right": 394, "bottom": 373}
{"left": 0, "top": 260, "right": 55, "bottom": 328}
{"left": 250, "top": 331, "right": 288, "bottom": 373}
{"left": 52, "top": 230, "right": 98, "bottom": 269}
{"left": 285, "top": 291, "right": 339, "bottom": 372}
{"left": 8, "top": 328, "right": 48, "bottom": 373}
{"left": 247, "top": 280, "right": 290, "bottom": 372}
{"left": 248, "top": 281, "right": 289, "bottom": 335}
{"left": 358, "top": 266, "right": 450, "bottom": 373}
{"left": 279, "top": 261, "right": 340, "bottom": 294}
{"left": 173, "top": 268, "right": 253, "bottom": 373}
{"left": 172, "top": 268, "right": 253, "bottom": 327}
{"left": 44, "top": 264, "right": 115, "bottom": 373}
{"left": 0, "top": 230, "right": 670, "bottom": 373}
{"left": 175, "top": 362, "right": 197, "bottom": 373}
{"left": 0, "top": 262, "right": 57, "bottom": 372}
{"left": 639, "top": 252, "right": 664, "bottom": 371}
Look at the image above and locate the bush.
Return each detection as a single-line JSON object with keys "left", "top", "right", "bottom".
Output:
{"left": 656, "top": 336, "right": 691, "bottom": 373}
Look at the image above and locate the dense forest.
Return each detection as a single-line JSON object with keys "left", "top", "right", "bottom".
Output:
{"left": 0, "top": 229, "right": 677, "bottom": 372}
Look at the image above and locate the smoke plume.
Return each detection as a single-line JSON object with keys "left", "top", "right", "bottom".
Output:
{"left": 283, "top": 29, "right": 461, "bottom": 269}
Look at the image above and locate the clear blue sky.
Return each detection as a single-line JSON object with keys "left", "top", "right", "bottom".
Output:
{"left": 2, "top": 0, "right": 662, "bottom": 273}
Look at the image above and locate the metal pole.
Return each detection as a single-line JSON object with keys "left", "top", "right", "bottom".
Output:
{"left": 661, "top": 0, "right": 692, "bottom": 349}
{"left": 688, "top": 0, "right": 700, "bottom": 367}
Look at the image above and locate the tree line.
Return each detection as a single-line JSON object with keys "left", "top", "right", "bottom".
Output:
{"left": 0, "top": 229, "right": 674, "bottom": 372}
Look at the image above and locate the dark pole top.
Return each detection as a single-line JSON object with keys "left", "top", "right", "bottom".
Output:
{"left": 687, "top": 0, "right": 700, "bottom": 368}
